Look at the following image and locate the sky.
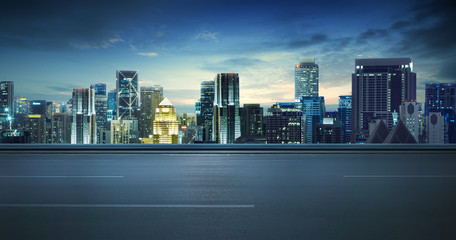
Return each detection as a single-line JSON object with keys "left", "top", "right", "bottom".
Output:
{"left": 1, "top": 0, "right": 455, "bottom": 113}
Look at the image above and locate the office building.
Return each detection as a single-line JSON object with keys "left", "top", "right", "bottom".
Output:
{"left": 139, "top": 85, "right": 163, "bottom": 138}
{"left": 152, "top": 98, "right": 179, "bottom": 144}
{"left": 116, "top": 70, "right": 139, "bottom": 120}
{"left": 300, "top": 96, "right": 325, "bottom": 143}
{"left": 51, "top": 113, "right": 70, "bottom": 144}
{"left": 241, "top": 104, "right": 264, "bottom": 138}
{"left": 295, "top": 58, "right": 319, "bottom": 100}
{"left": 71, "top": 88, "right": 96, "bottom": 144}
{"left": 111, "top": 119, "right": 137, "bottom": 144}
{"left": 213, "top": 73, "right": 240, "bottom": 144}
{"left": 197, "top": 81, "right": 215, "bottom": 142}
{"left": 107, "top": 89, "right": 117, "bottom": 122}
{"left": 266, "top": 102, "right": 302, "bottom": 144}
{"left": 425, "top": 83, "right": 456, "bottom": 143}
{"left": 399, "top": 101, "right": 421, "bottom": 143}
{"left": 352, "top": 58, "right": 416, "bottom": 143}
{"left": 338, "top": 95, "right": 352, "bottom": 143}
{"left": 25, "top": 100, "right": 47, "bottom": 143}
{"left": 427, "top": 112, "right": 445, "bottom": 144}
{"left": 0, "top": 81, "right": 14, "bottom": 130}
{"left": 314, "top": 118, "right": 344, "bottom": 144}
{"left": 90, "top": 83, "right": 108, "bottom": 143}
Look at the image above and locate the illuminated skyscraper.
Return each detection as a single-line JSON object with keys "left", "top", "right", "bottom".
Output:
{"left": 107, "top": 89, "right": 117, "bottom": 122}
{"left": 71, "top": 88, "right": 96, "bottom": 144}
{"left": 152, "top": 98, "right": 179, "bottom": 144}
{"left": 295, "top": 58, "right": 319, "bottom": 100}
{"left": 425, "top": 83, "right": 456, "bottom": 143}
{"left": 338, "top": 95, "right": 352, "bottom": 143}
{"left": 197, "top": 81, "right": 214, "bottom": 142}
{"left": 213, "top": 73, "right": 240, "bottom": 144}
{"left": 90, "top": 83, "right": 108, "bottom": 141}
{"left": 139, "top": 85, "right": 163, "bottom": 138}
{"left": 116, "top": 70, "right": 139, "bottom": 120}
{"left": 352, "top": 58, "right": 416, "bottom": 143}
{"left": 26, "top": 100, "right": 47, "bottom": 143}
{"left": 300, "top": 96, "right": 325, "bottom": 143}
{"left": 0, "top": 81, "right": 14, "bottom": 130}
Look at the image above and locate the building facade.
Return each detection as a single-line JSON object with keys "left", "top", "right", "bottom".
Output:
{"left": 197, "top": 81, "right": 215, "bottom": 142}
{"left": 90, "top": 83, "right": 108, "bottom": 143}
{"left": 338, "top": 95, "right": 352, "bottom": 143}
{"left": 241, "top": 104, "right": 264, "bottom": 138}
{"left": 425, "top": 83, "right": 456, "bottom": 143}
{"left": 152, "top": 98, "right": 179, "bottom": 144}
{"left": 213, "top": 73, "right": 240, "bottom": 144}
{"left": 352, "top": 58, "right": 416, "bottom": 143}
{"left": 116, "top": 70, "right": 139, "bottom": 120}
{"left": 71, "top": 88, "right": 96, "bottom": 144}
{"left": 295, "top": 58, "right": 319, "bottom": 100}
{"left": 266, "top": 102, "right": 302, "bottom": 144}
{"left": 399, "top": 101, "right": 421, "bottom": 143}
{"left": 300, "top": 96, "right": 325, "bottom": 143}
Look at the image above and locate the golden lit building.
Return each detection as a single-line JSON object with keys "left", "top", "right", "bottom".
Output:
{"left": 152, "top": 98, "right": 179, "bottom": 144}
{"left": 111, "top": 119, "right": 138, "bottom": 144}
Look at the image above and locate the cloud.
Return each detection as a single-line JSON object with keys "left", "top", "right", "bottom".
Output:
{"left": 287, "top": 34, "right": 328, "bottom": 49}
{"left": 194, "top": 30, "right": 219, "bottom": 42}
{"left": 137, "top": 52, "right": 159, "bottom": 57}
{"left": 357, "top": 28, "right": 388, "bottom": 42}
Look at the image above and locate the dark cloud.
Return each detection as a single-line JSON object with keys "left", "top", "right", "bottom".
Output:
{"left": 357, "top": 28, "right": 388, "bottom": 42}
{"left": 201, "top": 57, "right": 266, "bottom": 72}
{"left": 288, "top": 34, "right": 328, "bottom": 49}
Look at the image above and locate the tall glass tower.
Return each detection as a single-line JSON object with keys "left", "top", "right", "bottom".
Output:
{"left": 425, "top": 83, "right": 456, "bottom": 143}
{"left": 213, "top": 73, "right": 240, "bottom": 144}
{"left": 295, "top": 58, "right": 319, "bottom": 100}
{"left": 352, "top": 58, "right": 416, "bottom": 143}
{"left": 90, "top": 83, "right": 107, "bottom": 143}
{"left": 71, "top": 88, "right": 96, "bottom": 144}
{"left": 0, "top": 81, "right": 14, "bottom": 130}
{"left": 338, "top": 95, "right": 352, "bottom": 143}
{"left": 116, "top": 70, "right": 139, "bottom": 120}
{"left": 197, "top": 80, "right": 214, "bottom": 142}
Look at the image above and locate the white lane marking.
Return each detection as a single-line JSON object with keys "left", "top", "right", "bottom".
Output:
{"left": 343, "top": 175, "right": 456, "bottom": 178}
{"left": 0, "top": 176, "right": 124, "bottom": 178}
{"left": 0, "top": 204, "right": 255, "bottom": 208}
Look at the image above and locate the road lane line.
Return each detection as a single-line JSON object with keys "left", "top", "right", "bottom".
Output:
{"left": 343, "top": 175, "right": 456, "bottom": 178}
{"left": 0, "top": 204, "right": 255, "bottom": 208}
{"left": 0, "top": 176, "right": 124, "bottom": 178}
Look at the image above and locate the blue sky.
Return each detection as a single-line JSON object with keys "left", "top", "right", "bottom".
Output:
{"left": 1, "top": 0, "right": 455, "bottom": 112}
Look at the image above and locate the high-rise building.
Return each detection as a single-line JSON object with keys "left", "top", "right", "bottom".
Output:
{"left": 295, "top": 58, "right": 319, "bottom": 100}
{"left": 116, "top": 70, "right": 139, "bottom": 120}
{"left": 399, "top": 101, "right": 421, "bottom": 143}
{"left": 352, "top": 58, "right": 416, "bottom": 143}
{"left": 213, "top": 73, "right": 240, "bottom": 144}
{"left": 111, "top": 119, "right": 138, "bottom": 144}
{"left": 0, "top": 81, "right": 14, "bottom": 130}
{"left": 266, "top": 102, "right": 303, "bottom": 144}
{"left": 107, "top": 89, "right": 117, "bottom": 122}
{"left": 425, "top": 83, "right": 456, "bottom": 143}
{"left": 139, "top": 85, "right": 163, "bottom": 138}
{"left": 25, "top": 100, "right": 47, "bottom": 143}
{"left": 314, "top": 118, "right": 344, "bottom": 144}
{"left": 13, "top": 97, "right": 29, "bottom": 131}
{"left": 300, "top": 96, "right": 325, "bottom": 143}
{"left": 427, "top": 112, "right": 445, "bottom": 144}
{"left": 338, "top": 95, "right": 352, "bottom": 143}
{"left": 152, "top": 98, "right": 179, "bottom": 144}
{"left": 241, "top": 104, "right": 264, "bottom": 138}
{"left": 51, "top": 113, "right": 70, "bottom": 144}
{"left": 196, "top": 81, "right": 215, "bottom": 142}
{"left": 90, "top": 83, "right": 108, "bottom": 143}
{"left": 71, "top": 88, "right": 96, "bottom": 144}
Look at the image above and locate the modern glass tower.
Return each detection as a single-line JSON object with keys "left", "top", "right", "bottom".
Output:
{"left": 90, "top": 83, "right": 108, "bottom": 143}
{"left": 352, "top": 58, "right": 416, "bottom": 143}
{"left": 266, "top": 102, "right": 302, "bottom": 144}
{"left": 0, "top": 81, "right": 14, "bottom": 130}
{"left": 116, "top": 70, "right": 139, "bottom": 120}
{"left": 241, "top": 104, "right": 264, "bottom": 138}
{"left": 300, "top": 96, "right": 325, "bottom": 143}
{"left": 107, "top": 89, "right": 117, "bottom": 122}
{"left": 338, "top": 95, "right": 352, "bottom": 143}
{"left": 213, "top": 73, "right": 240, "bottom": 144}
{"left": 71, "top": 88, "right": 96, "bottom": 144}
{"left": 295, "top": 58, "right": 319, "bottom": 100}
{"left": 139, "top": 85, "right": 164, "bottom": 138}
{"left": 425, "top": 83, "right": 456, "bottom": 143}
{"left": 197, "top": 80, "right": 215, "bottom": 142}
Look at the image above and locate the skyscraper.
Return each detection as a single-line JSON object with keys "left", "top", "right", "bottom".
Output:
{"left": 116, "top": 70, "right": 139, "bottom": 120}
{"left": 51, "top": 113, "right": 70, "bottom": 144}
{"left": 197, "top": 80, "right": 214, "bottom": 142}
{"left": 152, "top": 98, "right": 179, "bottom": 144}
{"left": 111, "top": 119, "right": 138, "bottom": 144}
{"left": 90, "top": 83, "right": 108, "bottom": 143}
{"left": 427, "top": 112, "right": 445, "bottom": 144}
{"left": 352, "top": 58, "right": 416, "bottom": 143}
{"left": 295, "top": 58, "right": 319, "bottom": 100}
{"left": 338, "top": 95, "right": 352, "bottom": 143}
{"left": 213, "top": 73, "right": 240, "bottom": 144}
{"left": 26, "top": 100, "right": 47, "bottom": 143}
{"left": 425, "top": 83, "right": 456, "bottom": 143}
{"left": 0, "top": 81, "right": 14, "bottom": 130}
{"left": 266, "top": 102, "right": 302, "bottom": 144}
{"left": 241, "top": 104, "right": 264, "bottom": 138}
{"left": 71, "top": 88, "right": 96, "bottom": 144}
{"left": 138, "top": 85, "right": 164, "bottom": 138}
{"left": 314, "top": 118, "right": 344, "bottom": 144}
{"left": 300, "top": 96, "right": 325, "bottom": 143}
{"left": 107, "top": 89, "right": 117, "bottom": 122}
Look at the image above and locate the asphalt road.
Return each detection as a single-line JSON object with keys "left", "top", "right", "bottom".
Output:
{"left": 1, "top": 152, "right": 456, "bottom": 239}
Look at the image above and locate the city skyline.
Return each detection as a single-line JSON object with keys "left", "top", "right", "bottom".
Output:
{"left": 1, "top": 0, "right": 454, "bottom": 113}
